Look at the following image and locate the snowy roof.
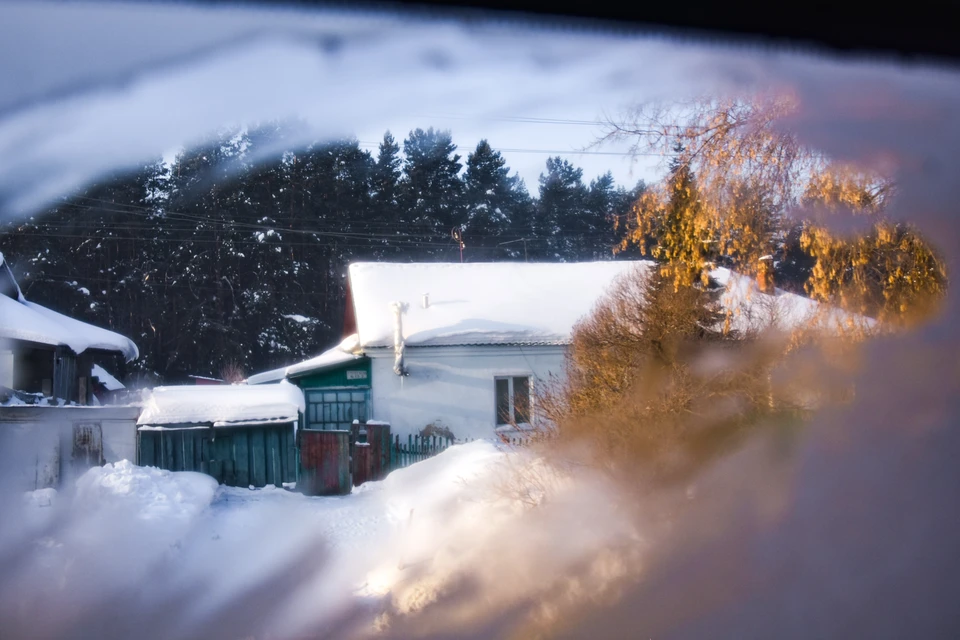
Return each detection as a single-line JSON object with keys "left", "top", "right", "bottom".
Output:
{"left": 0, "top": 253, "right": 139, "bottom": 361}
{"left": 245, "top": 334, "right": 363, "bottom": 385}
{"left": 137, "top": 380, "right": 305, "bottom": 427}
{"left": 91, "top": 364, "right": 124, "bottom": 391}
{"left": 709, "top": 268, "right": 874, "bottom": 334}
{"left": 348, "top": 261, "right": 655, "bottom": 348}
{"left": 347, "top": 261, "right": 871, "bottom": 350}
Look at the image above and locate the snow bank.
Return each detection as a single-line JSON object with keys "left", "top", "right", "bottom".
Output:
{"left": 8, "top": 440, "right": 640, "bottom": 639}
{"left": 138, "top": 379, "right": 304, "bottom": 426}
{"left": 74, "top": 460, "right": 218, "bottom": 522}
{"left": 348, "top": 261, "right": 655, "bottom": 348}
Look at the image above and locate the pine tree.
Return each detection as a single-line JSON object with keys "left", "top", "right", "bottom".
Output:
{"left": 401, "top": 128, "right": 464, "bottom": 255}
{"left": 536, "top": 157, "right": 588, "bottom": 261}
{"left": 462, "top": 140, "right": 532, "bottom": 260}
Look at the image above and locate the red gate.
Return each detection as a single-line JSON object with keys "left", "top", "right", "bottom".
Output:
{"left": 298, "top": 430, "right": 350, "bottom": 496}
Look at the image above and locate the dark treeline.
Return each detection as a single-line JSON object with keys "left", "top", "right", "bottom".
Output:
{"left": 0, "top": 123, "right": 645, "bottom": 385}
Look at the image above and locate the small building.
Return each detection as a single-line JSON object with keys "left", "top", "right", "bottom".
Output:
{"left": 0, "top": 404, "right": 141, "bottom": 490}
{"left": 245, "top": 334, "right": 371, "bottom": 432}
{"left": 136, "top": 381, "right": 304, "bottom": 488}
{"left": 1, "top": 252, "right": 138, "bottom": 405}
{"left": 346, "top": 261, "right": 652, "bottom": 441}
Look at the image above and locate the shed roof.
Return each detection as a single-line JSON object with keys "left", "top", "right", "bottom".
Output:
{"left": 245, "top": 334, "right": 363, "bottom": 385}
{"left": 137, "top": 380, "right": 304, "bottom": 427}
{"left": 0, "top": 252, "right": 139, "bottom": 361}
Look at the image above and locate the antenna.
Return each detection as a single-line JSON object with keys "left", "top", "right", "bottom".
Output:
{"left": 451, "top": 227, "right": 465, "bottom": 263}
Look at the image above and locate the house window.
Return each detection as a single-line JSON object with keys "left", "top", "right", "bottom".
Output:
{"left": 304, "top": 388, "right": 369, "bottom": 431}
{"left": 495, "top": 376, "right": 532, "bottom": 426}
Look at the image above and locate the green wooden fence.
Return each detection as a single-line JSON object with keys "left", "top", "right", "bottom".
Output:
{"left": 391, "top": 434, "right": 453, "bottom": 470}
{"left": 138, "top": 424, "right": 297, "bottom": 488}
{"left": 388, "top": 433, "right": 536, "bottom": 471}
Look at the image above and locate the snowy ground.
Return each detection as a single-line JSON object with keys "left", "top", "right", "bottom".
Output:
{"left": 1, "top": 441, "right": 640, "bottom": 639}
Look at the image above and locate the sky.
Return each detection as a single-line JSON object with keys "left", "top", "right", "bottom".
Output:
{"left": 0, "top": 0, "right": 751, "bottom": 215}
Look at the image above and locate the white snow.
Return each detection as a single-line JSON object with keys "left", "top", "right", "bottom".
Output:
{"left": 91, "top": 364, "right": 124, "bottom": 391}
{"left": 0, "top": 253, "right": 139, "bottom": 361}
{"left": 709, "top": 267, "right": 874, "bottom": 334}
{"left": 137, "top": 379, "right": 304, "bottom": 426}
{"left": 74, "top": 459, "right": 219, "bottom": 523}
{"left": 348, "top": 261, "right": 655, "bottom": 348}
{"left": 282, "top": 314, "right": 316, "bottom": 324}
{"left": 348, "top": 261, "right": 871, "bottom": 351}
{"left": 11, "top": 440, "right": 640, "bottom": 637}
{"left": 245, "top": 334, "right": 362, "bottom": 385}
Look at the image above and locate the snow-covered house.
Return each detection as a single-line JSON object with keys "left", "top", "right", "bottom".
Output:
{"left": 346, "top": 261, "right": 655, "bottom": 441}
{"left": 1, "top": 253, "right": 138, "bottom": 405}
{"left": 248, "top": 260, "right": 870, "bottom": 443}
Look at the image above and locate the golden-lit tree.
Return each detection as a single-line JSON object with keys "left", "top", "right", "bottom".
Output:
{"left": 537, "top": 265, "right": 810, "bottom": 483}
{"left": 603, "top": 95, "right": 946, "bottom": 325}
{"left": 800, "top": 166, "right": 947, "bottom": 325}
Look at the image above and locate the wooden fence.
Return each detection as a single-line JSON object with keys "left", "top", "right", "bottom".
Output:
{"left": 390, "top": 434, "right": 455, "bottom": 470}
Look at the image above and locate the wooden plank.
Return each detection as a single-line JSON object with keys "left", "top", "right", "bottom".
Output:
{"left": 232, "top": 429, "right": 249, "bottom": 488}
{"left": 251, "top": 428, "right": 266, "bottom": 488}
{"left": 283, "top": 426, "right": 296, "bottom": 485}
{"left": 365, "top": 422, "right": 390, "bottom": 481}
{"left": 269, "top": 428, "right": 282, "bottom": 487}
{"left": 353, "top": 442, "right": 372, "bottom": 487}
{"left": 215, "top": 435, "right": 233, "bottom": 486}
{"left": 138, "top": 431, "right": 156, "bottom": 467}
{"left": 163, "top": 431, "right": 175, "bottom": 472}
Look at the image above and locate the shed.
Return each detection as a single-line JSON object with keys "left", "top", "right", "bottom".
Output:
{"left": 2, "top": 252, "right": 138, "bottom": 405}
{"left": 0, "top": 404, "right": 140, "bottom": 490}
{"left": 136, "top": 381, "right": 304, "bottom": 488}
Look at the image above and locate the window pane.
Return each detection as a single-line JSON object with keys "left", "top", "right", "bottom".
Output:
{"left": 495, "top": 378, "right": 510, "bottom": 425}
{"left": 513, "top": 377, "right": 531, "bottom": 424}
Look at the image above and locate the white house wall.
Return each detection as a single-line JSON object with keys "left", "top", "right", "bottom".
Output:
{"left": 368, "top": 344, "right": 566, "bottom": 441}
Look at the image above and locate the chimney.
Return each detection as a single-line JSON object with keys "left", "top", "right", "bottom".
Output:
{"left": 391, "top": 301, "right": 409, "bottom": 376}
{"left": 422, "top": 293, "right": 430, "bottom": 309}
{"left": 758, "top": 255, "right": 775, "bottom": 294}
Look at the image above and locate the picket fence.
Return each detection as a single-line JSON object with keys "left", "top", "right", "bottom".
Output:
{"left": 388, "top": 432, "right": 536, "bottom": 471}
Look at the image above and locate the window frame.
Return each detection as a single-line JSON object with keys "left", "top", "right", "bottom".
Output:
{"left": 494, "top": 374, "right": 533, "bottom": 428}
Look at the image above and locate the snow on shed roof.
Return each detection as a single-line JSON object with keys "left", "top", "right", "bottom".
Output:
{"left": 348, "top": 261, "right": 655, "bottom": 348}
{"left": 245, "top": 334, "right": 362, "bottom": 385}
{"left": 137, "top": 380, "right": 305, "bottom": 427}
{"left": 92, "top": 364, "right": 124, "bottom": 391}
{"left": 0, "top": 253, "right": 139, "bottom": 361}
